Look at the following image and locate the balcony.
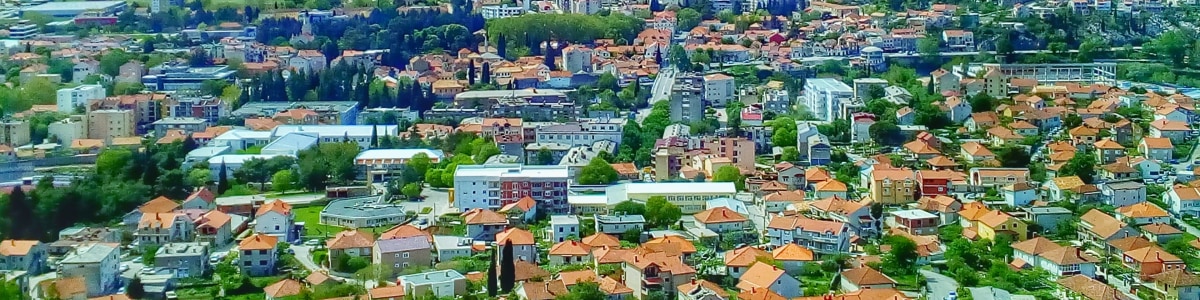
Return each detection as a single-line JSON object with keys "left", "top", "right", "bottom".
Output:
{"left": 642, "top": 277, "right": 664, "bottom": 286}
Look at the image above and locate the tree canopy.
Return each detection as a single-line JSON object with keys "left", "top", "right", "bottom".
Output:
{"left": 578, "top": 158, "right": 619, "bottom": 185}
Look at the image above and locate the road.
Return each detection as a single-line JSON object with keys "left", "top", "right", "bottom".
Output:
{"left": 214, "top": 193, "right": 328, "bottom": 207}
{"left": 920, "top": 269, "right": 960, "bottom": 300}
{"left": 636, "top": 67, "right": 676, "bottom": 125}
{"left": 291, "top": 245, "right": 323, "bottom": 273}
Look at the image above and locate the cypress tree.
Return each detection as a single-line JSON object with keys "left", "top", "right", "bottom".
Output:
{"left": 7, "top": 186, "right": 30, "bottom": 239}
{"left": 497, "top": 34, "right": 507, "bottom": 58}
{"left": 487, "top": 247, "right": 499, "bottom": 296}
{"left": 481, "top": 62, "right": 491, "bottom": 84}
{"left": 468, "top": 62, "right": 476, "bottom": 86}
{"left": 371, "top": 125, "right": 378, "bottom": 148}
{"left": 218, "top": 160, "right": 229, "bottom": 194}
{"left": 500, "top": 240, "right": 515, "bottom": 292}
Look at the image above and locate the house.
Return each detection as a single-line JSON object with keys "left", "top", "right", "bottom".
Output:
{"left": 960, "top": 142, "right": 996, "bottom": 163}
{"left": 396, "top": 270, "right": 467, "bottom": 298}
{"left": 154, "top": 242, "right": 209, "bottom": 278}
{"left": 1100, "top": 162, "right": 1140, "bottom": 181}
{"left": 264, "top": 279, "right": 303, "bottom": 300}
{"left": 598, "top": 276, "right": 633, "bottom": 300}
{"left": 594, "top": 215, "right": 645, "bottom": 235}
{"left": 375, "top": 236, "right": 434, "bottom": 277}
{"left": 1116, "top": 202, "right": 1171, "bottom": 225}
{"left": 1022, "top": 207, "right": 1073, "bottom": 235}
{"left": 41, "top": 277, "right": 88, "bottom": 300}
{"left": 1034, "top": 245, "right": 1099, "bottom": 277}
{"left": 1141, "top": 223, "right": 1183, "bottom": 243}
{"left": 1056, "top": 275, "right": 1131, "bottom": 300}
{"left": 1165, "top": 185, "right": 1200, "bottom": 217}
{"left": 838, "top": 266, "right": 896, "bottom": 292}
{"left": 1145, "top": 269, "right": 1200, "bottom": 300}
{"left": 1122, "top": 245, "right": 1186, "bottom": 279}
{"left": 238, "top": 233, "right": 278, "bottom": 276}
{"left": 677, "top": 280, "right": 729, "bottom": 300}
{"left": 869, "top": 169, "right": 917, "bottom": 204}
{"left": 968, "top": 168, "right": 1029, "bottom": 187}
{"left": 809, "top": 196, "right": 876, "bottom": 235}
{"left": 0, "top": 240, "right": 47, "bottom": 273}
{"left": 497, "top": 227, "right": 537, "bottom": 263}
{"left": 887, "top": 210, "right": 939, "bottom": 236}
{"left": 812, "top": 180, "right": 850, "bottom": 199}
{"left": 58, "top": 243, "right": 120, "bottom": 297}
{"left": 254, "top": 199, "right": 295, "bottom": 243}
{"left": 499, "top": 196, "right": 538, "bottom": 224}
{"left": 1079, "top": 209, "right": 1140, "bottom": 247}
{"left": 975, "top": 210, "right": 1027, "bottom": 241}
{"left": 194, "top": 210, "right": 233, "bottom": 248}
{"left": 136, "top": 212, "right": 194, "bottom": 249}
{"left": 775, "top": 162, "right": 805, "bottom": 189}
{"left": 771, "top": 243, "right": 815, "bottom": 274}
{"left": 1093, "top": 139, "right": 1125, "bottom": 164}
{"left": 463, "top": 209, "right": 508, "bottom": 241}
{"left": 1046, "top": 176, "right": 1088, "bottom": 202}
{"left": 1100, "top": 180, "right": 1146, "bottom": 207}
{"left": 1002, "top": 182, "right": 1037, "bottom": 207}
{"left": 327, "top": 230, "right": 375, "bottom": 270}
{"left": 1150, "top": 119, "right": 1190, "bottom": 142}
{"left": 766, "top": 215, "right": 850, "bottom": 254}
{"left": 621, "top": 246, "right": 696, "bottom": 297}
{"left": 368, "top": 285, "right": 407, "bottom": 300}
{"left": 1139, "top": 137, "right": 1174, "bottom": 162}
{"left": 763, "top": 190, "right": 805, "bottom": 213}
{"left": 1107, "top": 236, "right": 1156, "bottom": 261}
{"left": 736, "top": 262, "right": 802, "bottom": 298}
{"left": 917, "top": 195, "right": 963, "bottom": 225}
{"left": 548, "top": 240, "right": 592, "bottom": 265}
{"left": 581, "top": 233, "right": 621, "bottom": 249}
{"left": 693, "top": 207, "right": 750, "bottom": 233}
{"left": 724, "top": 246, "right": 771, "bottom": 278}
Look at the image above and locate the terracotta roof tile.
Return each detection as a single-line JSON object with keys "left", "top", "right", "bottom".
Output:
{"left": 0, "top": 240, "right": 40, "bottom": 256}
{"left": 1148, "top": 268, "right": 1200, "bottom": 288}
{"left": 736, "top": 262, "right": 787, "bottom": 291}
{"left": 139, "top": 196, "right": 180, "bottom": 214}
{"left": 724, "top": 246, "right": 771, "bottom": 267}
{"left": 1056, "top": 275, "right": 1131, "bottom": 300}
{"left": 263, "top": 279, "right": 303, "bottom": 298}
{"left": 694, "top": 206, "right": 749, "bottom": 224}
{"left": 1011, "top": 237, "right": 1061, "bottom": 256}
{"left": 597, "top": 276, "right": 632, "bottom": 295}
{"left": 496, "top": 228, "right": 535, "bottom": 245}
{"left": 840, "top": 266, "right": 896, "bottom": 286}
{"left": 369, "top": 285, "right": 407, "bottom": 299}
{"left": 581, "top": 233, "right": 621, "bottom": 248}
{"left": 771, "top": 243, "right": 815, "bottom": 261}
{"left": 463, "top": 208, "right": 508, "bottom": 225}
{"left": 549, "top": 240, "right": 592, "bottom": 256}
{"left": 239, "top": 233, "right": 278, "bottom": 250}
{"left": 327, "top": 229, "right": 375, "bottom": 249}
{"left": 1117, "top": 202, "right": 1170, "bottom": 219}
{"left": 256, "top": 199, "right": 292, "bottom": 217}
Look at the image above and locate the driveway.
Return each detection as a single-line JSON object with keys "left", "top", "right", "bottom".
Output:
{"left": 290, "top": 245, "right": 323, "bottom": 273}
{"left": 920, "top": 269, "right": 959, "bottom": 300}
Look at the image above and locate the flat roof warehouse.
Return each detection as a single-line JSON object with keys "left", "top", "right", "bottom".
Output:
{"left": 21, "top": 1, "right": 127, "bottom": 18}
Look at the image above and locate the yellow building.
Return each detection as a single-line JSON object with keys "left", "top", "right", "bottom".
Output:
{"left": 87, "top": 109, "right": 135, "bottom": 142}
{"left": 975, "top": 210, "right": 1027, "bottom": 241}
{"left": 869, "top": 169, "right": 917, "bottom": 205}
{"left": 605, "top": 182, "right": 737, "bottom": 214}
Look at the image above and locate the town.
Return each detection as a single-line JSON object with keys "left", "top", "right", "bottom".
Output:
{"left": 0, "top": 0, "right": 1199, "bottom": 299}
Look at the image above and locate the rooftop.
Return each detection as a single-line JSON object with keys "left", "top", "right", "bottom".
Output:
{"left": 155, "top": 242, "right": 207, "bottom": 257}
{"left": 61, "top": 243, "right": 118, "bottom": 264}
{"left": 454, "top": 164, "right": 570, "bottom": 178}
{"left": 321, "top": 196, "right": 406, "bottom": 219}
{"left": 398, "top": 269, "right": 465, "bottom": 285}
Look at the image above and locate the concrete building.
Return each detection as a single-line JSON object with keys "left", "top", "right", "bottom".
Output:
{"left": 852, "top": 78, "right": 888, "bottom": 101}
{"left": 703, "top": 73, "right": 735, "bottom": 106}
{"left": 56, "top": 85, "right": 106, "bottom": 113}
{"left": 397, "top": 270, "right": 467, "bottom": 298}
{"left": 533, "top": 119, "right": 623, "bottom": 148}
{"left": 0, "top": 120, "right": 31, "bottom": 146}
{"left": 142, "top": 65, "right": 237, "bottom": 91}
{"left": 594, "top": 215, "right": 645, "bottom": 235}
{"left": 320, "top": 196, "right": 407, "bottom": 228}
{"left": 237, "top": 233, "right": 279, "bottom": 276}
{"left": 549, "top": 215, "right": 580, "bottom": 243}
{"left": 87, "top": 109, "right": 135, "bottom": 141}
{"left": 669, "top": 83, "right": 704, "bottom": 124}
{"left": 452, "top": 164, "right": 570, "bottom": 213}
{"left": 153, "top": 242, "right": 209, "bottom": 278}
{"left": 254, "top": 199, "right": 296, "bottom": 243}
{"left": 47, "top": 115, "right": 87, "bottom": 146}
{"left": 57, "top": 243, "right": 121, "bottom": 297}
{"left": 374, "top": 236, "right": 434, "bottom": 277}
{"left": 354, "top": 149, "right": 446, "bottom": 183}
{"left": 605, "top": 182, "right": 737, "bottom": 214}
{"left": 270, "top": 125, "right": 398, "bottom": 150}
{"left": 20, "top": 1, "right": 127, "bottom": 18}
{"left": 151, "top": 117, "right": 209, "bottom": 137}
{"left": 0, "top": 240, "right": 47, "bottom": 273}
{"left": 803, "top": 78, "right": 853, "bottom": 121}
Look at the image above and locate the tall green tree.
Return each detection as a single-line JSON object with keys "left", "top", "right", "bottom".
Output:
{"left": 487, "top": 248, "right": 499, "bottom": 297}
{"left": 578, "top": 158, "right": 619, "bottom": 185}
{"left": 712, "top": 165, "right": 744, "bottom": 191}
{"left": 645, "top": 196, "right": 682, "bottom": 228}
{"left": 500, "top": 240, "right": 515, "bottom": 293}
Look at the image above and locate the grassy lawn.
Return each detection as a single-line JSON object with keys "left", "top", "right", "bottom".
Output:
{"left": 293, "top": 205, "right": 391, "bottom": 238}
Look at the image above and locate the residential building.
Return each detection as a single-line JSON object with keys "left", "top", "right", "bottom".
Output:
{"left": 496, "top": 228, "right": 537, "bottom": 262}
{"left": 1003, "top": 182, "right": 1037, "bottom": 207}
{"left": 533, "top": 119, "right": 623, "bottom": 148}
{"left": 766, "top": 215, "right": 850, "bottom": 254}
{"left": 1099, "top": 180, "right": 1146, "bottom": 207}
{"left": 975, "top": 210, "right": 1027, "bottom": 241}
{"left": 194, "top": 210, "right": 233, "bottom": 248}
{"left": 56, "top": 85, "right": 106, "bottom": 113}
{"left": 1145, "top": 269, "right": 1200, "bottom": 300}
{"left": 453, "top": 164, "right": 570, "bottom": 213}
{"left": 621, "top": 246, "right": 696, "bottom": 297}
{"left": 803, "top": 78, "right": 854, "bottom": 121}
{"left": 462, "top": 209, "right": 507, "bottom": 241}
{"left": 1022, "top": 207, "right": 1073, "bottom": 235}
{"left": 702, "top": 73, "right": 735, "bottom": 106}
{"left": 327, "top": 230, "right": 375, "bottom": 270}
{"left": 868, "top": 169, "right": 917, "bottom": 205}
{"left": 1094, "top": 138, "right": 1125, "bottom": 164}
{"left": 264, "top": 279, "right": 303, "bottom": 300}
{"left": 736, "top": 262, "right": 802, "bottom": 298}
{"left": 723, "top": 246, "right": 771, "bottom": 278}
{"left": 669, "top": 83, "right": 704, "bottom": 124}
{"left": 941, "top": 30, "right": 975, "bottom": 50}
{"left": 605, "top": 182, "right": 736, "bottom": 214}
{"left": 1150, "top": 119, "right": 1190, "bottom": 142}
{"left": 1116, "top": 202, "right": 1171, "bottom": 225}
{"left": 549, "top": 215, "right": 580, "bottom": 243}
{"left": 153, "top": 242, "right": 209, "bottom": 278}
{"left": 1079, "top": 209, "right": 1140, "bottom": 247}
{"left": 396, "top": 270, "right": 467, "bottom": 298}
{"left": 595, "top": 215, "right": 645, "bottom": 235}
{"left": 676, "top": 280, "right": 729, "bottom": 300}
{"left": 374, "top": 236, "right": 434, "bottom": 278}
{"left": 57, "top": 243, "right": 120, "bottom": 297}
{"left": 771, "top": 243, "right": 816, "bottom": 274}
{"left": 968, "top": 168, "right": 1029, "bottom": 187}
{"left": 47, "top": 115, "right": 87, "bottom": 147}
{"left": 254, "top": 199, "right": 295, "bottom": 242}
{"left": 0, "top": 120, "right": 30, "bottom": 146}
{"left": 1122, "top": 245, "right": 1186, "bottom": 279}
{"left": 136, "top": 212, "right": 194, "bottom": 249}
{"left": 693, "top": 207, "right": 750, "bottom": 233}
{"left": 808, "top": 196, "right": 875, "bottom": 236}
{"left": 0, "top": 240, "right": 47, "bottom": 273}
{"left": 1140, "top": 137, "right": 1173, "bottom": 162}
{"left": 86, "top": 109, "right": 135, "bottom": 141}
{"left": 1165, "top": 185, "right": 1200, "bottom": 217}
{"left": 1011, "top": 237, "right": 1097, "bottom": 277}
{"left": 1056, "top": 275, "right": 1131, "bottom": 300}
{"left": 888, "top": 210, "right": 939, "bottom": 236}
{"left": 354, "top": 149, "right": 446, "bottom": 183}
{"left": 917, "top": 195, "right": 963, "bottom": 225}
{"left": 838, "top": 267, "right": 896, "bottom": 292}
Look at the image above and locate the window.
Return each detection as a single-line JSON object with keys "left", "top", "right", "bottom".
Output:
{"left": 259, "top": 250, "right": 268, "bottom": 255}
{"left": 259, "top": 260, "right": 267, "bottom": 265}
{"left": 243, "top": 261, "right": 252, "bottom": 266}
{"left": 243, "top": 250, "right": 251, "bottom": 255}
{"left": 402, "top": 252, "right": 409, "bottom": 258}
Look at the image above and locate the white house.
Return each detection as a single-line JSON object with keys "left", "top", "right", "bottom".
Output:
{"left": 396, "top": 270, "right": 467, "bottom": 298}
{"left": 692, "top": 207, "right": 750, "bottom": 233}
{"left": 56, "top": 85, "right": 106, "bottom": 113}
{"left": 594, "top": 215, "right": 644, "bottom": 235}
{"left": 1002, "top": 182, "right": 1037, "bottom": 207}
{"left": 549, "top": 215, "right": 580, "bottom": 243}
{"left": 1011, "top": 237, "right": 1098, "bottom": 278}
{"left": 736, "top": 262, "right": 802, "bottom": 298}
{"left": 838, "top": 267, "right": 896, "bottom": 292}
{"left": 1099, "top": 180, "right": 1146, "bottom": 207}
{"left": 253, "top": 200, "right": 295, "bottom": 243}
{"left": 1165, "top": 185, "right": 1200, "bottom": 218}
{"left": 496, "top": 228, "right": 537, "bottom": 263}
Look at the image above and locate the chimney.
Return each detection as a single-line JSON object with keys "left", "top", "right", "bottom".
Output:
{"left": 1075, "top": 248, "right": 1081, "bottom": 259}
{"left": 690, "top": 279, "right": 695, "bottom": 284}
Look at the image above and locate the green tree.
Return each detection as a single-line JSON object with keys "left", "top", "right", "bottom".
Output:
{"left": 995, "top": 146, "right": 1031, "bottom": 168}
{"left": 536, "top": 148, "right": 556, "bottom": 165}
{"left": 408, "top": 152, "right": 432, "bottom": 180}
{"left": 271, "top": 170, "right": 297, "bottom": 193}
{"left": 868, "top": 121, "right": 903, "bottom": 146}
{"left": 677, "top": 8, "right": 702, "bottom": 30}
{"left": 425, "top": 169, "right": 445, "bottom": 188}
{"left": 402, "top": 182, "right": 422, "bottom": 199}
{"left": 645, "top": 196, "right": 682, "bottom": 228}
{"left": 578, "top": 158, "right": 619, "bottom": 185}
{"left": 612, "top": 201, "right": 647, "bottom": 215}
{"left": 712, "top": 165, "right": 744, "bottom": 191}
{"left": 96, "top": 149, "right": 134, "bottom": 177}
{"left": 142, "top": 245, "right": 159, "bottom": 266}
{"left": 557, "top": 281, "right": 605, "bottom": 300}
{"left": 780, "top": 146, "right": 800, "bottom": 162}
{"left": 19, "top": 78, "right": 57, "bottom": 106}
{"left": 1060, "top": 151, "right": 1096, "bottom": 184}
{"left": 918, "top": 37, "right": 940, "bottom": 62}
{"left": 474, "top": 143, "right": 501, "bottom": 164}
{"left": 969, "top": 93, "right": 996, "bottom": 113}
{"left": 126, "top": 277, "right": 146, "bottom": 299}
{"left": 769, "top": 117, "right": 798, "bottom": 147}
{"left": 881, "top": 235, "right": 918, "bottom": 275}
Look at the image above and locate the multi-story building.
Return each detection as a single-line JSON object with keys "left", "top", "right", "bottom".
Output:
{"left": 941, "top": 30, "right": 975, "bottom": 50}
{"left": 622, "top": 247, "right": 695, "bottom": 298}
{"left": 238, "top": 233, "right": 278, "bottom": 276}
{"left": 702, "top": 73, "right": 735, "bottom": 107}
{"left": 56, "top": 85, "right": 106, "bottom": 113}
{"left": 154, "top": 242, "right": 209, "bottom": 278}
{"left": 533, "top": 119, "right": 623, "bottom": 148}
{"left": 87, "top": 109, "right": 135, "bottom": 141}
{"left": 867, "top": 169, "right": 917, "bottom": 205}
{"left": 496, "top": 228, "right": 537, "bottom": 262}
{"left": 374, "top": 236, "right": 434, "bottom": 277}
{"left": 0, "top": 120, "right": 31, "bottom": 146}
{"left": 651, "top": 136, "right": 755, "bottom": 181}
{"left": 605, "top": 182, "right": 736, "bottom": 214}
{"left": 167, "top": 96, "right": 229, "bottom": 124}
{"left": 88, "top": 94, "right": 164, "bottom": 133}
{"left": 1165, "top": 185, "right": 1200, "bottom": 218}
{"left": 803, "top": 78, "right": 853, "bottom": 122}
{"left": 7, "top": 20, "right": 37, "bottom": 40}
{"left": 327, "top": 230, "right": 375, "bottom": 270}
{"left": 142, "top": 65, "right": 237, "bottom": 91}
{"left": 562, "top": 45, "right": 593, "bottom": 74}
{"left": 289, "top": 50, "right": 328, "bottom": 74}
{"left": 47, "top": 115, "right": 87, "bottom": 146}
{"left": 269, "top": 125, "right": 398, "bottom": 150}
{"left": 151, "top": 117, "right": 209, "bottom": 137}
{"left": 136, "top": 213, "right": 194, "bottom": 250}
{"left": 693, "top": 207, "right": 750, "bottom": 233}
{"left": 254, "top": 199, "right": 295, "bottom": 243}
{"left": 194, "top": 210, "right": 233, "bottom": 247}
{"left": 670, "top": 83, "right": 704, "bottom": 124}
{"left": 887, "top": 210, "right": 939, "bottom": 236}
{"left": 480, "top": 5, "right": 525, "bottom": 19}
{"left": 967, "top": 168, "right": 1030, "bottom": 187}
{"left": 58, "top": 243, "right": 120, "bottom": 297}
{"left": 563, "top": 0, "right": 602, "bottom": 14}
{"left": 549, "top": 215, "right": 580, "bottom": 243}
{"left": 766, "top": 215, "right": 850, "bottom": 254}
{"left": 0, "top": 240, "right": 47, "bottom": 273}
{"left": 595, "top": 215, "right": 645, "bottom": 234}
{"left": 397, "top": 270, "right": 467, "bottom": 298}
{"left": 453, "top": 164, "right": 570, "bottom": 213}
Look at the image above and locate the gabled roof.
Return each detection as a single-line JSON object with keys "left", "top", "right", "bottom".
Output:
{"left": 694, "top": 206, "right": 749, "bottom": 224}
{"left": 1151, "top": 119, "right": 1190, "bottom": 131}
{"left": 764, "top": 190, "right": 806, "bottom": 202}
{"left": 139, "top": 196, "right": 180, "bottom": 214}
{"left": 500, "top": 196, "right": 537, "bottom": 213}
{"left": 327, "top": 229, "right": 375, "bottom": 249}
{"left": 1116, "top": 202, "right": 1169, "bottom": 219}
{"left": 558, "top": 269, "right": 597, "bottom": 286}
{"left": 977, "top": 210, "right": 1016, "bottom": 228}
{"left": 549, "top": 240, "right": 592, "bottom": 256}
{"left": 813, "top": 179, "right": 849, "bottom": 192}
{"left": 263, "top": 279, "right": 303, "bottom": 298}
{"left": 1148, "top": 268, "right": 1200, "bottom": 288}
{"left": 597, "top": 276, "right": 632, "bottom": 295}
{"left": 768, "top": 215, "right": 845, "bottom": 233}
{"left": 642, "top": 235, "right": 696, "bottom": 253}
{"left": 1107, "top": 236, "right": 1154, "bottom": 253}
{"left": 961, "top": 142, "right": 995, "bottom": 157}
{"left": 0, "top": 240, "right": 40, "bottom": 256}
{"left": 240, "top": 233, "right": 278, "bottom": 250}
{"left": 1011, "top": 237, "right": 1061, "bottom": 256}
{"left": 771, "top": 243, "right": 815, "bottom": 261}
{"left": 676, "top": 279, "right": 728, "bottom": 298}
{"left": 1141, "top": 223, "right": 1182, "bottom": 235}
{"left": 736, "top": 262, "right": 787, "bottom": 291}
{"left": 1093, "top": 138, "right": 1123, "bottom": 149}
{"left": 810, "top": 196, "right": 865, "bottom": 215}
{"left": 1080, "top": 209, "right": 1131, "bottom": 239}
{"left": 724, "top": 246, "right": 772, "bottom": 267}
{"left": 185, "top": 187, "right": 216, "bottom": 205}
{"left": 1039, "top": 246, "right": 1098, "bottom": 266}
{"left": 1123, "top": 245, "right": 1182, "bottom": 263}
{"left": 1141, "top": 137, "right": 1173, "bottom": 149}
{"left": 496, "top": 227, "right": 535, "bottom": 245}
{"left": 840, "top": 266, "right": 896, "bottom": 286}
{"left": 256, "top": 199, "right": 292, "bottom": 217}
{"left": 1056, "top": 275, "right": 1131, "bottom": 300}
{"left": 463, "top": 208, "right": 508, "bottom": 225}
{"left": 195, "top": 210, "right": 232, "bottom": 229}
{"left": 379, "top": 224, "right": 433, "bottom": 242}
{"left": 582, "top": 233, "right": 621, "bottom": 248}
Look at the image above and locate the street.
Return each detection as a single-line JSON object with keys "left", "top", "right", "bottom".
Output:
{"left": 636, "top": 67, "right": 676, "bottom": 125}
{"left": 920, "top": 269, "right": 960, "bottom": 300}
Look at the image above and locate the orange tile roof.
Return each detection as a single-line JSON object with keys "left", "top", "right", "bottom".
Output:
{"left": 1056, "top": 275, "right": 1132, "bottom": 300}
{"left": 496, "top": 227, "right": 535, "bottom": 245}
{"left": 581, "top": 233, "right": 621, "bottom": 248}
{"left": 46, "top": 277, "right": 87, "bottom": 299}
{"left": 724, "top": 246, "right": 772, "bottom": 267}
{"left": 977, "top": 210, "right": 1016, "bottom": 228}
{"left": 1108, "top": 236, "right": 1154, "bottom": 253}
{"left": 694, "top": 206, "right": 748, "bottom": 224}
{"left": 771, "top": 243, "right": 815, "bottom": 261}
{"left": 327, "top": 229, "right": 375, "bottom": 249}
{"left": 239, "top": 233, "right": 279, "bottom": 250}
{"left": 805, "top": 167, "right": 831, "bottom": 182}
{"left": 597, "top": 276, "right": 633, "bottom": 295}
{"left": 379, "top": 224, "right": 433, "bottom": 242}
{"left": 738, "top": 287, "right": 787, "bottom": 300}
{"left": 810, "top": 196, "right": 865, "bottom": 215}
{"left": 195, "top": 210, "right": 232, "bottom": 229}
{"left": 764, "top": 190, "right": 806, "bottom": 202}
{"left": 368, "top": 285, "right": 407, "bottom": 299}
{"left": 511, "top": 259, "right": 551, "bottom": 281}
{"left": 139, "top": 213, "right": 184, "bottom": 229}
{"left": 499, "top": 196, "right": 537, "bottom": 213}
{"left": 592, "top": 246, "right": 631, "bottom": 264}
{"left": 1151, "top": 119, "right": 1190, "bottom": 131}
{"left": 642, "top": 235, "right": 696, "bottom": 253}
{"left": 1142, "top": 137, "right": 1173, "bottom": 149}
{"left": 813, "top": 179, "right": 849, "bottom": 192}
{"left": 139, "top": 196, "right": 179, "bottom": 213}
{"left": 558, "top": 269, "right": 597, "bottom": 286}
{"left": 263, "top": 279, "right": 303, "bottom": 298}
{"left": 873, "top": 169, "right": 915, "bottom": 181}
{"left": 256, "top": 199, "right": 292, "bottom": 217}
{"left": 840, "top": 266, "right": 896, "bottom": 286}
{"left": 1093, "top": 138, "right": 1123, "bottom": 149}
{"left": 462, "top": 208, "right": 508, "bottom": 224}
{"left": 1117, "top": 202, "right": 1170, "bottom": 219}
{"left": 1148, "top": 268, "right": 1200, "bottom": 288}
{"left": 767, "top": 215, "right": 845, "bottom": 233}
{"left": 1011, "top": 237, "right": 1062, "bottom": 256}
{"left": 0, "top": 240, "right": 39, "bottom": 256}
{"left": 676, "top": 280, "right": 729, "bottom": 298}
{"left": 549, "top": 240, "right": 592, "bottom": 256}
{"left": 1080, "top": 209, "right": 1130, "bottom": 239}
{"left": 735, "top": 262, "right": 788, "bottom": 291}
{"left": 1040, "top": 246, "right": 1098, "bottom": 265}
{"left": 961, "top": 141, "right": 995, "bottom": 157}
{"left": 1141, "top": 223, "right": 1182, "bottom": 235}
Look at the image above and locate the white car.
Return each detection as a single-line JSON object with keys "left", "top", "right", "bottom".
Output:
{"left": 120, "top": 264, "right": 129, "bottom": 273}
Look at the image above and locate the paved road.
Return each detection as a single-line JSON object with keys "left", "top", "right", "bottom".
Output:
{"left": 291, "top": 245, "right": 323, "bottom": 272}
{"left": 920, "top": 269, "right": 959, "bottom": 300}
{"left": 636, "top": 67, "right": 676, "bottom": 125}
{"left": 215, "top": 193, "right": 327, "bottom": 206}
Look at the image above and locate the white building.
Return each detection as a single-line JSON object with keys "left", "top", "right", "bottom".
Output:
{"left": 47, "top": 115, "right": 87, "bottom": 146}
{"left": 595, "top": 215, "right": 645, "bottom": 234}
{"left": 57, "top": 85, "right": 106, "bottom": 113}
{"left": 207, "top": 154, "right": 295, "bottom": 180}
{"left": 1165, "top": 186, "right": 1200, "bottom": 218}
{"left": 58, "top": 243, "right": 121, "bottom": 297}
{"left": 355, "top": 149, "right": 446, "bottom": 183}
{"left": 604, "top": 182, "right": 737, "bottom": 214}
{"left": 481, "top": 5, "right": 525, "bottom": 19}
{"left": 703, "top": 73, "right": 736, "bottom": 107}
{"left": 270, "top": 125, "right": 399, "bottom": 149}
{"left": 549, "top": 215, "right": 580, "bottom": 243}
{"left": 254, "top": 200, "right": 295, "bottom": 243}
{"left": 533, "top": 119, "right": 623, "bottom": 148}
{"left": 803, "top": 78, "right": 854, "bottom": 122}
{"left": 452, "top": 164, "right": 571, "bottom": 213}
{"left": 209, "top": 129, "right": 272, "bottom": 151}
{"left": 397, "top": 270, "right": 467, "bottom": 298}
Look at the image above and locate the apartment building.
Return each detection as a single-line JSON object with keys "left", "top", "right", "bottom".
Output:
{"left": 86, "top": 109, "right": 135, "bottom": 141}
{"left": 154, "top": 242, "right": 209, "bottom": 278}
{"left": 868, "top": 169, "right": 918, "bottom": 204}
{"left": 453, "top": 164, "right": 570, "bottom": 213}
{"left": 670, "top": 83, "right": 704, "bottom": 124}
{"left": 533, "top": 119, "right": 623, "bottom": 148}
{"left": 651, "top": 136, "right": 755, "bottom": 181}
{"left": 766, "top": 215, "right": 851, "bottom": 254}
{"left": 58, "top": 243, "right": 121, "bottom": 297}
{"left": 136, "top": 213, "right": 195, "bottom": 250}
{"left": 605, "top": 182, "right": 736, "bottom": 214}
{"left": 803, "top": 78, "right": 853, "bottom": 122}
{"left": 166, "top": 96, "right": 230, "bottom": 124}
{"left": 374, "top": 236, "right": 434, "bottom": 278}
{"left": 702, "top": 73, "right": 735, "bottom": 107}
{"left": 0, "top": 240, "right": 47, "bottom": 273}
{"left": 0, "top": 120, "right": 30, "bottom": 146}
{"left": 56, "top": 85, "right": 106, "bottom": 113}
{"left": 396, "top": 270, "right": 467, "bottom": 298}
{"left": 968, "top": 168, "right": 1030, "bottom": 187}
